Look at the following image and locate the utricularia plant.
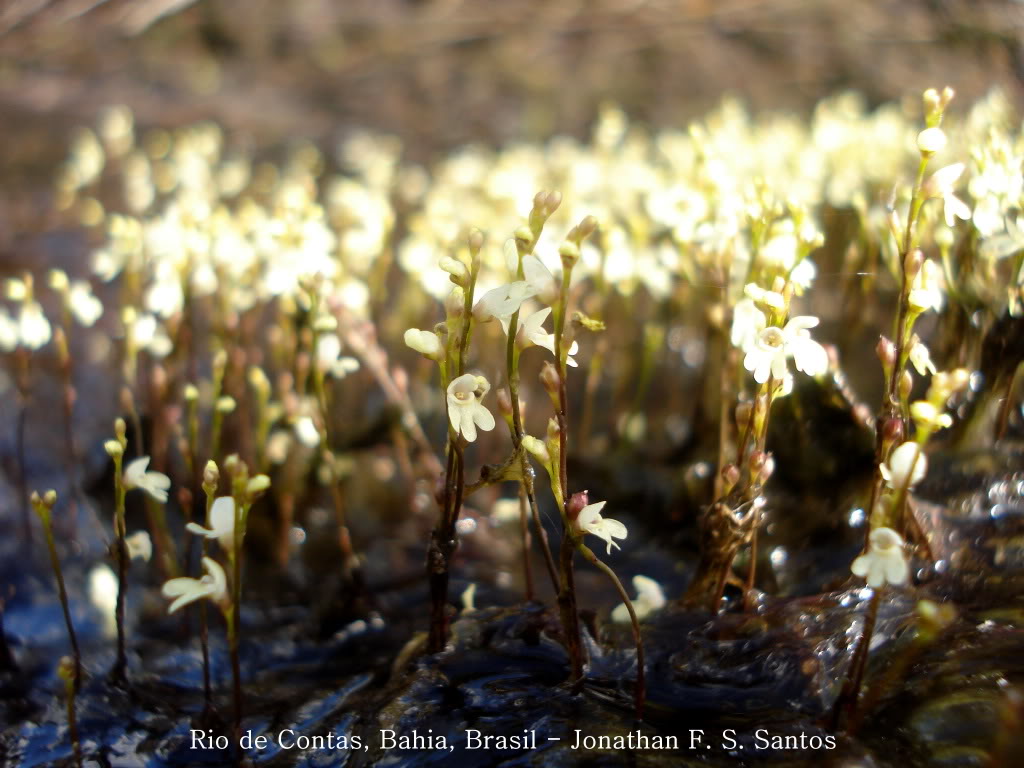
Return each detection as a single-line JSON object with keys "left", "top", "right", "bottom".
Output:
{"left": 407, "top": 192, "right": 647, "bottom": 713}
{"left": 162, "top": 456, "right": 270, "bottom": 746}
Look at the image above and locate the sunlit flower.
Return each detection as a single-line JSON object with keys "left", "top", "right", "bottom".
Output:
{"left": 294, "top": 416, "right": 321, "bottom": 448}
{"left": 162, "top": 556, "right": 228, "bottom": 613}
{"left": 916, "top": 127, "right": 947, "bottom": 155}
{"left": 125, "top": 531, "right": 152, "bottom": 562}
{"left": 908, "top": 340, "right": 937, "bottom": 376}
{"left": 575, "top": 500, "right": 627, "bottom": 555}
{"left": 68, "top": 281, "right": 103, "bottom": 326}
{"left": 908, "top": 259, "right": 944, "bottom": 313}
{"left": 186, "top": 496, "right": 236, "bottom": 552}
{"left": 851, "top": 527, "right": 909, "bottom": 588}
{"left": 611, "top": 574, "right": 665, "bottom": 623}
{"left": 123, "top": 456, "right": 171, "bottom": 503}
{"left": 742, "top": 316, "right": 828, "bottom": 384}
{"left": 316, "top": 333, "right": 360, "bottom": 377}
{"left": 446, "top": 373, "right": 495, "bottom": 443}
{"left": 473, "top": 281, "right": 536, "bottom": 328}
{"left": 880, "top": 441, "right": 927, "bottom": 490}
{"left": 731, "top": 298, "right": 766, "bottom": 350}
{"left": 923, "top": 163, "right": 972, "bottom": 227}
{"left": 910, "top": 401, "right": 952, "bottom": 432}
{"left": 404, "top": 328, "right": 444, "bottom": 360}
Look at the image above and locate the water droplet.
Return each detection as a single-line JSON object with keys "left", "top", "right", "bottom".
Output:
{"left": 770, "top": 547, "right": 788, "bottom": 568}
{"left": 848, "top": 507, "right": 866, "bottom": 527}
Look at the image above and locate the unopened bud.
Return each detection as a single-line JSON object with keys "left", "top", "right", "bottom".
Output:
{"left": 247, "top": 475, "right": 271, "bottom": 495}
{"left": 104, "top": 439, "right": 123, "bottom": 457}
{"left": 559, "top": 240, "right": 580, "bottom": 266}
{"left": 904, "top": 249, "right": 924, "bottom": 281}
{"left": 468, "top": 228, "right": 484, "bottom": 255}
{"left": 497, "top": 388, "right": 513, "bottom": 417}
{"left": 882, "top": 417, "right": 904, "bottom": 446}
{"left": 203, "top": 460, "right": 219, "bottom": 491}
{"left": 445, "top": 286, "right": 465, "bottom": 318}
{"left": 114, "top": 417, "right": 127, "bottom": 442}
{"left": 735, "top": 401, "right": 753, "bottom": 431}
{"left": 540, "top": 361, "right": 560, "bottom": 396}
{"left": 184, "top": 383, "right": 199, "bottom": 402}
{"left": 546, "top": 417, "right": 560, "bottom": 443}
{"left": 876, "top": 336, "right": 896, "bottom": 369}
{"left": 900, "top": 370, "right": 914, "bottom": 402}
{"left": 721, "top": 463, "right": 741, "bottom": 494}
{"left": 916, "top": 127, "right": 947, "bottom": 156}
{"left": 522, "top": 435, "right": 549, "bottom": 463}
{"left": 216, "top": 395, "right": 236, "bottom": 414}
{"left": 58, "top": 656, "right": 76, "bottom": 684}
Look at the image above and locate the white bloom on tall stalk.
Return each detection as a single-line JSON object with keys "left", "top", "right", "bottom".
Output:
{"left": 880, "top": 441, "right": 927, "bottom": 490}
{"left": 123, "top": 456, "right": 171, "bottom": 502}
{"left": 851, "top": 527, "right": 909, "bottom": 588}
{"left": 316, "top": 333, "right": 360, "bottom": 378}
{"left": 186, "top": 496, "right": 237, "bottom": 552}
{"left": 611, "top": 574, "right": 666, "bottom": 623}
{"left": 923, "top": 163, "right": 972, "bottom": 228}
{"left": 742, "top": 316, "right": 828, "bottom": 384}
{"left": 132, "top": 313, "right": 173, "bottom": 358}
{"left": 446, "top": 373, "right": 495, "bottom": 443}
{"left": 575, "top": 500, "right": 628, "bottom": 555}
{"left": 403, "top": 328, "right": 443, "bottom": 360}
{"left": 504, "top": 239, "right": 558, "bottom": 303}
{"left": 125, "top": 531, "right": 152, "bottom": 562}
{"left": 162, "top": 556, "right": 228, "bottom": 613}
{"left": 908, "top": 260, "right": 945, "bottom": 313}
{"left": 17, "top": 301, "right": 52, "bottom": 350}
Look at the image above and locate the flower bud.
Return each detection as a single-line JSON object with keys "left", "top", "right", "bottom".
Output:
{"left": 216, "top": 395, "right": 236, "bottom": 414}
{"left": 900, "top": 370, "right": 914, "bottom": 402}
{"left": 58, "top": 656, "right": 76, "bottom": 684}
{"left": 247, "top": 475, "right": 271, "bottom": 495}
{"left": 540, "top": 361, "right": 560, "bottom": 396}
{"left": 882, "top": 417, "right": 904, "bottom": 446}
{"left": 559, "top": 240, "right": 580, "bottom": 267}
{"left": 115, "top": 417, "right": 127, "bottom": 442}
{"left": 876, "top": 336, "right": 897, "bottom": 369}
{"left": 720, "top": 463, "right": 741, "bottom": 494}
{"left": 203, "top": 460, "right": 219, "bottom": 491}
{"left": 184, "top": 383, "right": 199, "bottom": 402}
{"left": 522, "top": 435, "right": 549, "bottom": 463}
{"left": 567, "top": 490, "right": 589, "bottom": 522}
{"left": 735, "top": 401, "right": 753, "bottom": 431}
{"left": 104, "top": 439, "right": 124, "bottom": 457}
{"left": 439, "top": 256, "right": 468, "bottom": 286}
{"left": 916, "top": 127, "right": 947, "bottom": 156}
{"left": 904, "top": 249, "right": 924, "bottom": 282}
{"left": 496, "top": 388, "right": 513, "bottom": 417}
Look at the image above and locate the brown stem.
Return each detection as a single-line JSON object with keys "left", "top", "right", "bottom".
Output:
{"left": 832, "top": 589, "right": 881, "bottom": 730}
{"left": 557, "top": 536, "right": 585, "bottom": 685}
{"left": 518, "top": 486, "right": 535, "bottom": 601}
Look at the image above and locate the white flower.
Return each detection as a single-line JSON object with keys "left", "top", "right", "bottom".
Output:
{"left": 611, "top": 574, "right": 666, "bottom": 623}
{"left": 504, "top": 239, "right": 557, "bottom": 303}
{"left": 880, "top": 441, "right": 927, "bottom": 490}
{"left": 908, "top": 340, "right": 937, "bottom": 376}
{"left": 575, "top": 500, "right": 628, "bottom": 555}
{"left": 123, "top": 456, "right": 171, "bottom": 503}
{"left": 316, "top": 333, "right": 360, "bottom": 377}
{"left": 515, "top": 307, "right": 552, "bottom": 350}
{"left": 908, "top": 260, "right": 944, "bottom": 313}
{"left": 404, "top": 328, "right": 443, "bottom": 360}
{"left": 473, "top": 281, "right": 536, "bottom": 327}
{"left": 0, "top": 309, "right": 17, "bottom": 352}
{"left": 851, "top": 527, "right": 909, "bottom": 588}
{"left": 446, "top": 373, "right": 495, "bottom": 443}
{"left": 68, "top": 281, "right": 103, "bottom": 326}
{"left": 125, "top": 531, "right": 152, "bottom": 562}
{"left": 132, "top": 314, "right": 173, "bottom": 358}
{"left": 910, "top": 401, "right": 952, "bottom": 432}
{"left": 731, "top": 298, "right": 766, "bottom": 350}
{"left": 742, "top": 316, "right": 828, "bottom": 384}
{"left": 924, "top": 163, "right": 972, "bottom": 228}
{"left": 162, "top": 556, "right": 228, "bottom": 613}
{"left": 18, "top": 302, "right": 51, "bottom": 350}
{"left": 186, "top": 496, "right": 236, "bottom": 552}
{"left": 744, "top": 282, "right": 785, "bottom": 311}
{"left": 294, "top": 416, "right": 321, "bottom": 447}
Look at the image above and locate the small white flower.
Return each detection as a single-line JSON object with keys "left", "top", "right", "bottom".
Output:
{"left": 504, "top": 239, "right": 557, "bottom": 303}
{"left": 851, "top": 527, "right": 909, "bottom": 588}
{"left": 0, "top": 309, "right": 17, "bottom": 352}
{"left": 316, "top": 333, "right": 360, "bottom": 377}
{"left": 731, "top": 298, "right": 766, "bottom": 351}
{"left": 461, "top": 583, "right": 477, "bottom": 613}
{"left": 446, "top": 373, "right": 495, "bottom": 443}
{"left": 908, "top": 260, "right": 944, "bottom": 313}
{"left": 186, "top": 496, "right": 236, "bottom": 552}
{"left": 742, "top": 316, "right": 828, "bottom": 384}
{"left": 68, "top": 281, "right": 103, "bottom": 326}
{"left": 908, "top": 340, "right": 937, "bottom": 376}
{"left": 162, "top": 556, "right": 228, "bottom": 613}
{"left": 18, "top": 302, "right": 51, "bottom": 350}
{"left": 924, "top": 163, "right": 972, "bottom": 228}
{"left": 125, "top": 531, "right": 152, "bottom": 562}
{"left": 880, "top": 441, "right": 927, "bottom": 490}
{"left": 744, "top": 282, "right": 785, "bottom": 311}
{"left": 575, "top": 500, "right": 628, "bottom": 555}
{"left": 122, "top": 456, "right": 171, "bottom": 503}
{"left": 294, "top": 416, "right": 321, "bottom": 448}
{"left": 910, "top": 401, "right": 953, "bottom": 432}
{"left": 403, "top": 328, "right": 444, "bottom": 360}
{"left": 515, "top": 307, "right": 552, "bottom": 350}
{"left": 473, "top": 281, "right": 536, "bottom": 326}
{"left": 611, "top": 574, "right": 666, "bottom": 623}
